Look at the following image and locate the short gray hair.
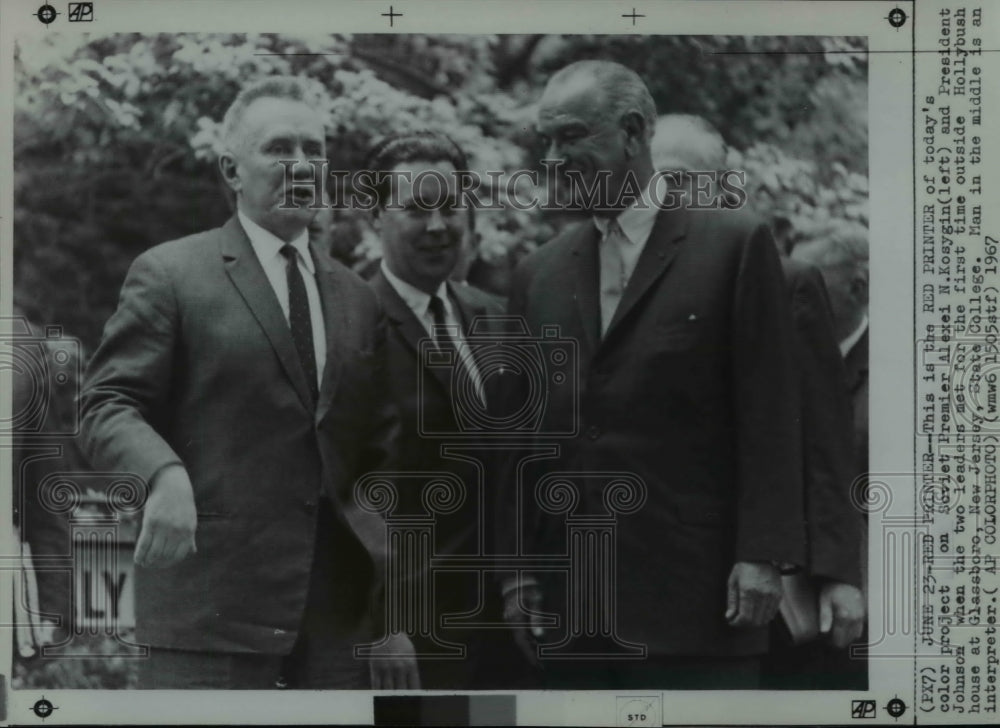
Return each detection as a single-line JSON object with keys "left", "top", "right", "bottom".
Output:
{"left": 651, "top": 114, "right": 728, "bottom": 171}
{"left": 220, "top": 76, "right": 324, "bottom": 154}
{"left": 795, "top": 222, "right": 869, "bottom": 273}
{"left": 548, "top": 60, "right": 657, "bottom": 144}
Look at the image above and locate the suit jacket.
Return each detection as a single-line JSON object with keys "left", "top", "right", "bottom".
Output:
{"left": 844, "top": 328, "right": 869, "bottom": 482}
{"left": 370, "top": 271, "right": 506, "bottom": 687}
{"left": 80, "top": 216, "right": 397, "bottom": 654}
{"left": 781, "top": 258, "right": 861, "bottom": 588}
{"left": 370, "top": 270, "right": 504, "bottom": 557}
{"left": 497, "top": 207, "right": 805, "bottom": 657}
{"left": 845, "top": 327, "right": 869, "bottom": 597}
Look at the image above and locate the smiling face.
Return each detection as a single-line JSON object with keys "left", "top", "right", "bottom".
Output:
{"left": 375, "top": 160, "right": 463, "bottom": 294}
{"left": 536, "top": 74, "right": 633, "bottom": 214}
{"left": 220, "top": 96, "right": 326, "bottom": 242}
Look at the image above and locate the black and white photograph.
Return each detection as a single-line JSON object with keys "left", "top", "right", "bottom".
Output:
{"left": 0, "top": 0, "right": 990, "bottom": 725}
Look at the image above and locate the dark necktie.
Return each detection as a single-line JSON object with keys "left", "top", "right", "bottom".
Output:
{"left": 280, "top": 244, "right": 318, "bottom": 401}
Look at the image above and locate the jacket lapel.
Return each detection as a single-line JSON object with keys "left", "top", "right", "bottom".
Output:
{"left": 844, "top": 329, "right": 869, "bottom": 394}
{"left": 448, "top": 281, "right": 488, "bottom": 336}
{"left": 603, "top": 208, "right": 689, "bottom": 343}
{"left": 313, "top": 243, "right": 350, "bottom": 421}
{"left": 371, "top": 269, "right": 452, "bottom": 395}
{"left": 570, "top": 223, "right": 602, "bottom": 358}
{"left": 220, "top": 216, "right": 315, "bottom": 412}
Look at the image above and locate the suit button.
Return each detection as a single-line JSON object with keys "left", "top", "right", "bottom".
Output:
{"left": 586, "top": 425, "right": 601, "bottom": 440}
{"left": 303, "top": 500, "right": 317, "bottom": 511}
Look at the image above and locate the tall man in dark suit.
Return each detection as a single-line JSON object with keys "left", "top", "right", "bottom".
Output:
{"left": 365, "top": 132, "right": 524, "bottom": 688}
{"left": 497, "top": 61, "right": 805, "bottom": 689}
{"left": 651, "top": 115, "right": 866, "bottom": 686}
{"left": 80, "top": 76, "right": 417, "bottom": 689}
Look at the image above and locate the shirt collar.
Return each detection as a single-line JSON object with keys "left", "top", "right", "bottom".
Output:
{"left": 380, "top": 260, "right": 449, "bottom": 319}
{"left": 839, "top": 313, "right": 869, "bottom": 357}
{"left": 238, "top": 209, "right": 314, "bottom": 275}
{"left": 592, "top": 181, "right": 659, "bottom": 247}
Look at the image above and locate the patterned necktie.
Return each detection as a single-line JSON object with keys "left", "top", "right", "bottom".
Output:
{"left": 599, "top": 218, "right": 629, "bottom": 336}
{"left": 428, "top": 294, "right": 459, "bottom": 356}
{"left": 280, "top": 244, "right": 318, "bottom": 401}
{"left": 428, "top": 294, "right": 482, "bottom": 404}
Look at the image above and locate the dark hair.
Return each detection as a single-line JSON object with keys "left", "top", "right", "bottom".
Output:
{"left": 363, "top": 131, "right": 469, "bottom": 209}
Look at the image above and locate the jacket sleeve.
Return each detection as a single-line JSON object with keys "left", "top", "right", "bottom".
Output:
{"left": 730, "top": 224, "right": 806, "bottom": 567}
{"left": 358, "top": 305, "right": 401, "bottom": 479}
{"left": 487, "top": 259, "right": 537, "bottom": 562}
{"left": 79, "top": 250, "right": 184, "bottom": 489}
{"left": 351, "top": 298, "right": 399, "bottom": 634}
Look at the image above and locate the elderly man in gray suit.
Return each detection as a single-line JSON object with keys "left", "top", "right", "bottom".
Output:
{"left": 81, "top": 76, "right": 417, "bottom": 690}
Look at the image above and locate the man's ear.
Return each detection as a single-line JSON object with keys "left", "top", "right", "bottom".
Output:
{"left": 620, "top": 111, "right": 647, "bottom": 158}
{"left": 219, "top": 153, "right": 241, "bottom": 193}
{"left": 849, "top": 269, "right": 869, "bottom": 306}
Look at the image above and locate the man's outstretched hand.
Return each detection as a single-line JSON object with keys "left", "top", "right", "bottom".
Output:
{"left": 134, "top": 464, "right": 197, "bottom": 569}
{"left": 369, "top": 632, "right": 420, "bottom": 690}
{"left": 725, "top": 561, "right": 782, "bottom": 628}
{"left": 819, "top": 581, "right": 866, "bottom": 648}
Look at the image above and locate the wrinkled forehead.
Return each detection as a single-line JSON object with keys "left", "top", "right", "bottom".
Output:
{"left": 537, "top": 73, "right": 604, "bottom": 127}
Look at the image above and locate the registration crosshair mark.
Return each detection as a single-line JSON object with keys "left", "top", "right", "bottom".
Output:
{"left": 34, "top": 4, "right": 58, "bottom": 24}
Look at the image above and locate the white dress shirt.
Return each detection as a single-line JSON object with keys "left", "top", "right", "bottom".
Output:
{"left": 839, "top": 314, "right": 869, "bottom": 358}
{"left": 380, "top": 261, "right": 485, "bottom": 402}
{"left": 238, "top": 209, "right": 326, "bottom": 390}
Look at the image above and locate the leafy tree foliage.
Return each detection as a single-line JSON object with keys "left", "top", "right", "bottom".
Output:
{"left": 14, "top": 33, "right": 866, "bottom": 351}
{"left": 13, "top": 32, "right": 867, "bottom": 690}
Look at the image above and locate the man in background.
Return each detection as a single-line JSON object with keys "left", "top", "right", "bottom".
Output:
{"left": 80, "top": 76, "right": 415, "bottom": 689}
{"left": 651, "top": 113, "right": 866, "bottom": 687}
{"left": 793, "top": 227, "right": 870, "bottom": 482}
{"left": 792, "top": 224, "right": 870, "bottom": 673}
